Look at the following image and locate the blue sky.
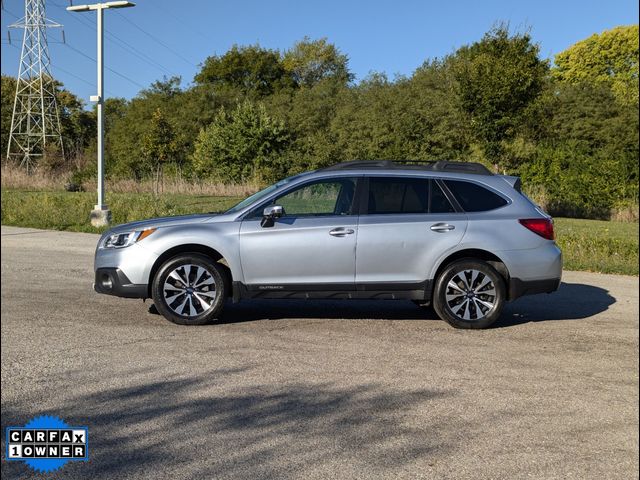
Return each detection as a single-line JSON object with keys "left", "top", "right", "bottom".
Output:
{"left": 1, "top": 0, "right": 638, "bottom": 103}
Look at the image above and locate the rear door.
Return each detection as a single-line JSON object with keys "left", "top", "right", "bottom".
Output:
{"left": 355, "top": 176, "right": 467, "bottom": 285}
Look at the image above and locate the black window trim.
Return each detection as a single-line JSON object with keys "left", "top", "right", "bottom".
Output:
{"left": 434, "top": 178, "right": 464, "bottom": 214}
{"left": 240, "top": 175, "right": 364, "bottom": 220}
{"left": 438, "top": 177, "right": 512, "bottom": 213}
{"left": 358, "top": 176, "right": 464, "bottom": 216}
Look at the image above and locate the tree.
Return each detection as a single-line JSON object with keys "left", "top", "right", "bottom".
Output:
{"left": 283, "top": 37, "right": 353, "bottom": 87}
{"left": 548, "top": 82, "right": 638, "bottom": 152}
{"left": 553, "top": 25, "right": 639, "bottom": 106}
{"left": 194, "top": 45, "right": 293, "bottom": 97}
{"left": 142, "top": 76, "right": 182, "bottom": 98}
{"left": 453, "top": 26, "right": 549, "bottom": 169}
{"left": 56, "top": 85, "right": 96, "bottom": 161}
{"left": 1, "top": 75, "right": 95, "bottom": 167}
{"left": 107, "top": 78, "right": 188, "bottom": 179}
{"left": 141, "top": 108, "right": 180, "bottom": 195}
{"left": 330, "top": 63, "right": 470, "bottom": 163}
{"left": 192, "top": 100, "right": 290, "bottom": 183}
{"left": 1, "top": 75, "right": 17, "bottom": 159}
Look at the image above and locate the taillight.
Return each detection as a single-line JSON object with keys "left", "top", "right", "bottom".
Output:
{"left": 519, "top": 218, "right": 555, "bottom": 240}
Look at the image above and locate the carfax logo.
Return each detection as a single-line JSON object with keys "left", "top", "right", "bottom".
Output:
{"left": 5, "top": 415, "right": 89, "bottom": 473}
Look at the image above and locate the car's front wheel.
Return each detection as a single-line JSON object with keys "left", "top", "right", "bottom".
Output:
{"left": 433, "top": 259, "right": 505, "bottom": 329}
{"left": 151, "top": 253, "right": 227, "bottom": 325}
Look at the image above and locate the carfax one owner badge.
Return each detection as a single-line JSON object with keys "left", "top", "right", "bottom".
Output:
{"left": 5, "top": 415, "right": 89, "bottom": 473}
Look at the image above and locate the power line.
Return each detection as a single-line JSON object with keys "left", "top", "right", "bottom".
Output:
{"left": 113, "top": 10, "right": 198, "bottom": 67}
{"left": 4, "top": 37, "right": 113, "bottom": 96}
{"left": 48, "top": 0, "right": 179, "bottom": 77}
{"left": 51, "top": 62, "right": 118, "bottom": 96}
{"left": 51, "top": 62, "right": 95, "bottom": 88}
{"left": 63, "top": 41, "right": 146, "bottom": 89}
{"left": 2, "top": 8, "right": 21, "bottom": 19}
{"left": 154, "top": 2, "right": 211, "bottom": 44}
{"left": 104, "top": 29, "right": 178, "bottom": 77}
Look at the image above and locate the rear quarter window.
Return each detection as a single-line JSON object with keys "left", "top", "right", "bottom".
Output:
{"left": 444, "top": 180, "right": 508, "bottom": 212}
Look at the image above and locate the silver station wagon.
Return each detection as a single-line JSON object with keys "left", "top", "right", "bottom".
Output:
{"left": 94, "top": 160, "right": 562, "bottom": 329}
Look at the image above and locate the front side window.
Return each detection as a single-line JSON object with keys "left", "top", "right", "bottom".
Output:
{"left": 270, "top": 178, "right": 357, "bottom": 217}
{"left": 444, "top": 180, "right": 508, "bottom": 212}
{"left": 366, "top": 177, "right": 454, "bottom": 214}
{"left": 225, "top": 173, "right": 307, "bottom": 214}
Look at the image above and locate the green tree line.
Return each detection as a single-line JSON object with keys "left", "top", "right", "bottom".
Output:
{"left": 1, "top": 25, "right": 638, "bottom": 218}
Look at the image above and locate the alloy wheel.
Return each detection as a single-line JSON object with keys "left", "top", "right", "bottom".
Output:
{"left": 163, "top": 264, "right": 217, "bottom": 317}
{"left": 445, "top": 269, "right": 497, "bottom": 321}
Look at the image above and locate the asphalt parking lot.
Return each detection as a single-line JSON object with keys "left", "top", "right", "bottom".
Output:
{"left": 1, "top": 225, "right": 638, "bottom": 479}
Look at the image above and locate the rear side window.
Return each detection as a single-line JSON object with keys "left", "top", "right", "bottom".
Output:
{"left": 444, "top": 180, "right": 508, "bottom": 212}
{"left": 431, "top": 181, "right": 456, "bottom": 214}
{"left": 367, "top": 178, "right": 455, "bottom": 214}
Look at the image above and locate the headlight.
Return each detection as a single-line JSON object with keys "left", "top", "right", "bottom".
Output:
{"left": 101, "top": 228, "right": 156, "bottom": 249}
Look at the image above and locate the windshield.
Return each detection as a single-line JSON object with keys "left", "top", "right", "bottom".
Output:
{"left": 225, "top": 173, "right": 309, "bottom": 214}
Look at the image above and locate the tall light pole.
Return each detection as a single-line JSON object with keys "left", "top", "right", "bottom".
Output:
{"left": 67, "top": 1, "right": 135, "bottom": 227}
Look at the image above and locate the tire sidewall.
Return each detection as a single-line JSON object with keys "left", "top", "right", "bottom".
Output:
{"left": 152, "top": 254, "right": 226, "bottom": 325}
{"left": 433, "top": 259, "right": 505, "bottom": 329}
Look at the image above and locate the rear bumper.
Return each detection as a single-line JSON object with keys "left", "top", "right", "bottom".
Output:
{"left": 509, "top": 277, "right": 561, "bottom": 301}
{"left": 94, "top": 268, "right": 148, "bottom": 298}
{"left": 498, "top": 242, "right": 562, "bottom": 300}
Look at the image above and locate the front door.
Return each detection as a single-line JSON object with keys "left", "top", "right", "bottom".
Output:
{"left": 240, "top": 177, "right": 359, "bottom": 287}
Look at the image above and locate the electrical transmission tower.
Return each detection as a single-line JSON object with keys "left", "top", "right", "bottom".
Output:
{"left": 6, "top": 0, "right": 64, "bottom": 172}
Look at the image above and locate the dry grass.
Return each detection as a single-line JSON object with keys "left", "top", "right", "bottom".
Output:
{"left": 524, "top": 183, "right": 639, "bottom": 223}
{"left": 94, "top": 177, "right": 257, "bottom": 197}
{"left": 610, "top": 200, "right": 639, "bottom": 223}
{"left": 0, "top": 163, "right": 258, "bottom": 197}
{"left": 523, "top": 184, "right": 551, "bottom": 212}
{"left": 1, "top": 163, "right": 61, "bottom": 190}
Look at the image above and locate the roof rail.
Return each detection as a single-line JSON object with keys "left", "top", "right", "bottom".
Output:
{"left": 322, "top": 160, "right": 493, "bottom": 175}
{"left": 323, "top": 160, "right": 396, "bottom": 170}
{"left": 431, "top": 161, "right": 493, "bottom": 175}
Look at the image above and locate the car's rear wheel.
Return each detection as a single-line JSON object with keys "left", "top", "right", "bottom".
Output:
{"left": 433, "top": 259, "right": 505, "bottom": 329}
{"left": 152, "top": 253, "right": 227, "bottom": 325}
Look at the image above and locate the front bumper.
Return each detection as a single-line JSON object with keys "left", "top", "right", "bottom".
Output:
{"left": 94, "top": 241, "right": 158, "bottom": 298}
{"left": 94, "top": 268, "right": 148, "bottom": 298}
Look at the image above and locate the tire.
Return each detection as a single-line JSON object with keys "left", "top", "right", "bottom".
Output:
{"left": 151, "top": 253, "right": 227, "bottom": 325}
{"left": 433, "top": 259, "right": 505, "bottom": 329}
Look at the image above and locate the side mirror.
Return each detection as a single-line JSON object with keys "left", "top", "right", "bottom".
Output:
{"left": 261, "top": 205, "right": 284, "bottom": 228}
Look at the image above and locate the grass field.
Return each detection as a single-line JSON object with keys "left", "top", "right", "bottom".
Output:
{"left": 553, "top": 218, "right": 638, "bottom": 275}
{"left": 0, "top": 190, "right": 238, "bottom": 233}
{"left": 1, "top": 189, "right": 638, "bottom": 275}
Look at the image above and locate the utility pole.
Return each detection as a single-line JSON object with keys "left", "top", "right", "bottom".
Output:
{"left": 6, "top": 0, "right": 65, "bottom": 173}
{"left": 67, "top": 0, "right": 135, "bottom": 227}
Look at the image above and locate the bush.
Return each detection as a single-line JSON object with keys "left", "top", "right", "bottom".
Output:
{"left": 520, "top": 142, "right": 639, "bottom": 219}
{"left": 192, "top": 100, "right": 291, "bottom": 184}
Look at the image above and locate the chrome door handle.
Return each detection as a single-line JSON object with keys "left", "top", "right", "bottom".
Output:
{"left": 430, "top": 223, "right": 455, "bottom": 232}
{"left": 329, "top": 228, "right": 355, "bottom": 237}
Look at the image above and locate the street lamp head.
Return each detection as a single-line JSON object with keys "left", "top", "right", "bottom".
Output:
{"left": 66, "top": 1, "right": 135, "bottom": 12}
{"left": 103, "top": 1, "right": 136, "bottom": 8}
{"left": 66, "top": 4, "right": 91, "bottom": 11}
